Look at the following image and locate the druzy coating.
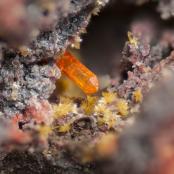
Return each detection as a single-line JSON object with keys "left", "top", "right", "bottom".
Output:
{"left": 56, "top": 51, "right": 99, "bottom": 94}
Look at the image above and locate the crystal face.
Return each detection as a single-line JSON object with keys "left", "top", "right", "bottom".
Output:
{"left": 56, "top": 51, "right": 99, "bottom": 94}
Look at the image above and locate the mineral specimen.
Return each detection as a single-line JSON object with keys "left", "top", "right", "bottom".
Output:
{"left": 1, "top": 1, "right": 174, "bottom": 174}
{"left": 56, "top": 51, "right": 99, "bottom": 94}
{"left": 0, "top": 0, "right": 106, "bottom": 117}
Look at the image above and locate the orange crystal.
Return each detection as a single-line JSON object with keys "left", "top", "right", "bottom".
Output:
{"left": 56, "top": 51, "right": 99, "bottom": 94}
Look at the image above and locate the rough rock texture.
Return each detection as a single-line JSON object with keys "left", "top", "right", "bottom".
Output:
{"left": 99, "top": 69, "right": 174, "bottom": 174}
{"left": 0, "top": 0, "right": 107, "bottom": 117}
{"left": 1, "top": 1, "right": 174, "bottom": 174}
{"left": 0, "top": 151, "right": 95, "bottom": 174}
{"left": 0, "top": 52, "right": 60, "bottom": 116}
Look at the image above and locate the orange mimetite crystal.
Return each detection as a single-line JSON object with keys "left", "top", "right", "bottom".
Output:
{"left": 56, "top": 51, "right": 99, "bottom": 94}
